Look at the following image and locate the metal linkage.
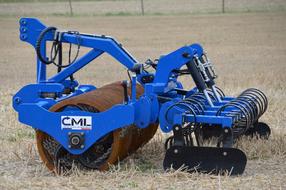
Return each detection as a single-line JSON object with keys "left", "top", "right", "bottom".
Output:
{"left": 201, "top": 52, "right": 217, "bottom": 79}
{"left": 198, "top": 53, "right": 223, "bottom": 103}
{"left": 164, "top": 124, "right": 196, "bottom": 150}
{"left": 164, "top": 93, "right": 208, "bottom": 150}
{"left": 194, "top": 55, "right": 210, "bottom": 83}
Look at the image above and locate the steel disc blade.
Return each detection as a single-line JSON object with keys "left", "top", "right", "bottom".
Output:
{"left": 244, "top": 122, "right": 271, "bottom": 139}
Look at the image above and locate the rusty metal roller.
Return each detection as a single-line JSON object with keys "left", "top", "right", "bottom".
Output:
{"left": 87, "top": 82, "right": 159, "bottom": 154}
{"left": 36, "top": 81, "right": 158, "bottom": 172}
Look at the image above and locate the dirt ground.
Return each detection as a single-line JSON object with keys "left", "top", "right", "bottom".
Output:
{"left": 0, "top": 0, "right": 285, "bottom": 16}
{"left": 0, "top": 12, "right": 286, "bottom": 189}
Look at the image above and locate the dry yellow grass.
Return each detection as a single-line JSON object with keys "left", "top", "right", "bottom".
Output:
{"left": 0, "top": 11, "right": 286, "bottom": 189}
{"left": 0, "top": 0, "right": 285, "bottom": 16}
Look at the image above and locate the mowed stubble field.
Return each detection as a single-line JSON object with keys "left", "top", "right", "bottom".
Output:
{"left": 0, "top": 11, "right": 286, "bottom": 189}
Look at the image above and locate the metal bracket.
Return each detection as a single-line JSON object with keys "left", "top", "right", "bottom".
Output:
{"left": 68, "top": 132, "right": 85, "bottom": 149}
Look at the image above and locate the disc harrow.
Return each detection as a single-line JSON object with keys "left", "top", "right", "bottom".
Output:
{"left": 13, "top": 18, "right": 271, "bottom": 175}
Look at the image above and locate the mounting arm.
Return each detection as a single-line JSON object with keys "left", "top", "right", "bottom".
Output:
{"left": 19, "top": 18, "right": 140, "bottom": 83}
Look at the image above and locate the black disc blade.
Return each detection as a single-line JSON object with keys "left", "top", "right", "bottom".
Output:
{"left": 244, "top": 122, "right": 271, "bottom": 139}
{"left": 163, "top": 146, "right": 247, "bottom": 176}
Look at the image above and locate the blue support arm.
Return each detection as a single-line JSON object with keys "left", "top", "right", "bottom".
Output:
{"left": 19, "top": 18, "right": 139, "bottom": 83}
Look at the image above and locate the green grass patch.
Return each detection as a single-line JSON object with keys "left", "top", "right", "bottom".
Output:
{"left": 104, "top": 11, "right": 138, "bottom": 16}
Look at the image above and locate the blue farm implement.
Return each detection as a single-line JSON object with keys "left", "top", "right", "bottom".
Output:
{"left": 13, "top": 18, "right": 271, "bottom": 175}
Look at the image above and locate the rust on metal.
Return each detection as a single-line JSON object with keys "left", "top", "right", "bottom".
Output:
{"left": 36, "top": 82, "right": 158, "bottom": 172}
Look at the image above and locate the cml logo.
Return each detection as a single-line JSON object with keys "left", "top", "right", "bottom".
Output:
{"left": 61, "top": 116, "right": 92, "bottom": 130}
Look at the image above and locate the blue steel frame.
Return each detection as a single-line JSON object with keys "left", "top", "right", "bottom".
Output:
{"left": 14, "top": 18, "right": 239, "bottom": 155}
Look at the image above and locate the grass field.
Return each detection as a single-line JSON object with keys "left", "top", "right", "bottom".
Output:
{"left": 0, "top": 0, "right": 285, "bottom": 16}
{"left": 0, "top": 5, "right": 286, "bottom": 190}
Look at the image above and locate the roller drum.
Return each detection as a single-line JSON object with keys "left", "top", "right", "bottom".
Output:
{"left": 36, "top": 81, "right": 158, "bottom": 172}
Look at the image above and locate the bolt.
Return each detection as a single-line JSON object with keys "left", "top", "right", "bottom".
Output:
{"left": 174, "top": 149, "right": 179, "bottom": 154}
{"left": 80, "top": 132, "right": 84, "bottom": 136}
{"left": 68, "top": 145, "right": 71, "bottom": 148}
{"left": 21, "top": 34, "right": 27, "bottom": 40}
{"left": 20, "top": 19, "right": 27, "bottom": 25}
{"left": 71, "top": 136, "right": 80, "bottom": 145}
{"left": 223, "top": 152, "right": 227, "bottom": 156}
{"left": 80, "top": 145, "right": 85, "bottom": 149}
{"left": 14, "top": 97, "right": 21, "bottom": 104}
{"left": 224, "top": 129, "right": 229, "bottom": 133}
{"left": 21, "top": 27, "right": 27, "bottom": 32}
{"left": 68, "top": 132, "right": 71, "bottom": 136}
{"left": 175, "top": 126, "right": 180, "bottom": 131}
{"left": 182, "top": 52, "right": 191, "bottom": 58}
